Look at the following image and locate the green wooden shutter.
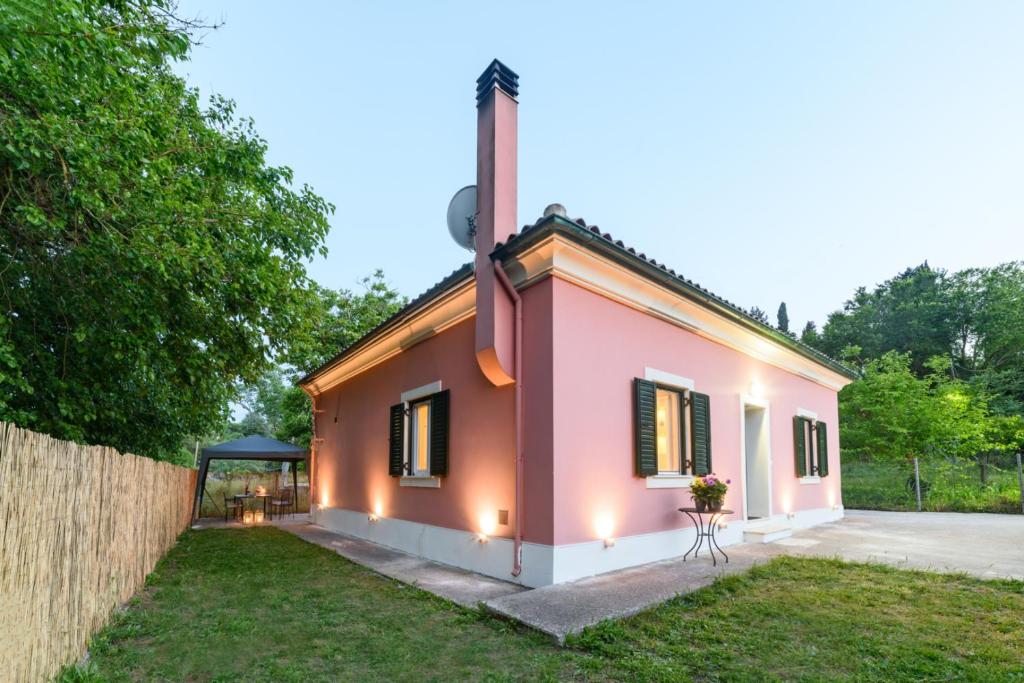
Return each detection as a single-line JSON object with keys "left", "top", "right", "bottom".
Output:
{"left": 816, "top": 421, "right": 829, "bottom": 477}
{"left": 388, "top": 403, "right": 405, "bottom": 476}
{"left": 634, "top": 378, "right": 658, "bottom": 476}
{"left": 690, "top": 391, "right": 712, "bottom": 475}
{"left": 429, "top": 390, "right": 450, "bottom": 476}
{"left": 793, "top": 416, "right": 807, "bottom": 477}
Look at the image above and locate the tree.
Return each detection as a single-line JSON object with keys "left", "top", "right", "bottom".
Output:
{"left": 776, "top": 302, "right": 790, "bottom": 334}
{"left": 227, "top": 273, "right": 406, "bottom": 449}
{"left": 283, "top": 271, "right": 407, "bottom": 375}
{"left": 0, "top": 1, "right": 332, "bottom": 461}
{"left": 748, "top": 307, "right": 769, "bottom": 325}
{"left": 800, "top": 321, "right": 821, "bottom": 348}
{"left": 819, "top": 264, "right": 953, "bottom": 376}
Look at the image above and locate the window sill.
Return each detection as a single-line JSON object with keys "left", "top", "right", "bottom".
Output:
{"left": 646, "top": 474, "right": 695, "bottom": 489}
{"left": 400, "top": 476, "right": 441, "bottom": 488}
{"left": 798, "top": 475, "right": 821, "bottom": 485}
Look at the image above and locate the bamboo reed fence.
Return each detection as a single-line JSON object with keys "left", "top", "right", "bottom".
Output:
{"left": 0, "top": 422, "right": 196, "bottom": 682}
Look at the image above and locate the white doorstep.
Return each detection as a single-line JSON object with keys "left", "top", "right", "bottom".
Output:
{"left": 743, "top": 521, "right": 793, "bottom": 544}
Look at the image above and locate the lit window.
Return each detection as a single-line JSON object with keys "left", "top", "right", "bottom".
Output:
{"left": 409, "top": 399, "right": 431, "bottom": 475}
{"left": 656, "top": 388, "right": 682, "bottom": 474}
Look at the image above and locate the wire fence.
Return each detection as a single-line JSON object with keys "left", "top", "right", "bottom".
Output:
{"left": 842, "top": 452, "right": 1024, "bottom": 514}
{"left": 0, "top": 422, "right": 196, "bottom": 683}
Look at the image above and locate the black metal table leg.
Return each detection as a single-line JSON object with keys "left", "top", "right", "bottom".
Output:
{"left": 710, "top": 513, "right": 729, "bottom": 564}
{"left": 682, "top": 510, "right": 701, "bottom": 561}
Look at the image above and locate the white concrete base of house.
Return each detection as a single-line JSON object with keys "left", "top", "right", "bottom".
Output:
{"left": 312, "top": 504, "right": 844, "bottom": 588}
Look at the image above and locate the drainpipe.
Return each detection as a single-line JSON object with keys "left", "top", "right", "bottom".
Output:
{"left": 494, "top": 260, "right": 524, "bottom": 577}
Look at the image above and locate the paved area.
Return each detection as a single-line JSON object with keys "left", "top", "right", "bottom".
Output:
{"left": 780, "top": 509, "right": 1024, "bottom": 580}
{"left": 195, "top": 510, "right": 1023, "bottom": 643}
{"left": 283, "top": 523, "right": 525, "bottom": 607}
{"left": 488, "top": 510, "right": 1024, "bottom": 642}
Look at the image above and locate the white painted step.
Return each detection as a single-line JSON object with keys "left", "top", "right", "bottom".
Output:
{"left": 743, "top": 521, "right": 793, "bottom": 544}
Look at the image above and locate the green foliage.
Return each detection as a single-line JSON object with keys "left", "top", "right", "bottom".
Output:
{"left": 776, "top": 301, "right": 790, "bottom": 334}
{"left": 820, "top": 261, "right": 1024, "bottom": 416}
{"left": 221, "top": 272, "right": 406, "bottom": 448}
{"left": 283, "top": 270, "right": 407, "bottom": 376}
{"left": 840, "top": 352, "right": 1011, "bottom": 463}
{"left": 0, "top": 1, "right": 332, "bottom": 459}
{"left": 842, "top": 458, "right": 1024, "bottom": 513}
{"left": 799, "top": 320, "right": 820, "bottom": 347}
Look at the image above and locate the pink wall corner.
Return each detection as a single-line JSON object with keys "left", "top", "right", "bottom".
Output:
{"left": 314, "top": 317, "right": 516, "bottom": 538}
{"left": 520, "top": 278, "right": 555, "bottom": 545}
{"left": 548, "top": 278, "right": 843, "bottom": 546}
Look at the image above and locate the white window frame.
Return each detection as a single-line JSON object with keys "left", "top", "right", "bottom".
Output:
{"left": 644, "top": 368, "right": 697, "bottom": 489}
{"left": 407, "top": 398, "right": 432, "bottom": 477}
{"left": 399, "top": 381, "right": 442, "bottom": 487}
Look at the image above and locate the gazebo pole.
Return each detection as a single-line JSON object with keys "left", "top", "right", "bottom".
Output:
{"left": 292, "top": 459, "right": 299, "bottom": 515}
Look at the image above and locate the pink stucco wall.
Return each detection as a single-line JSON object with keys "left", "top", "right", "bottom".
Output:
{"left": 548, "top": 277, "right": 843, "bottom": 546}
{"left": 314, "top": 317, "right": 516, "bottom": 537}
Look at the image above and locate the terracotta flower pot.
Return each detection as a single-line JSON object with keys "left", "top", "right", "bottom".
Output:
{"left": 694, "top": 499, "right": 708, "bottom": 512}
{"left": 708, "top": 500, "right": 724, "bottom": 512}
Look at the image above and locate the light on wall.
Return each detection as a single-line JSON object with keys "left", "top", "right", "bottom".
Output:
{"left": 749, "top": 380, "right": 764, "bottom": 398}
{"left": 595, "top": 513, "right": 615, "bottom": 548}
{"left": 478, "top": 512, "right": 498, "bottom": 543}
{"left": 320, "top": 488, "right": 329, "bottom": 508}
{"left": 369, "top": 500, "right": 383, "bottom": 523}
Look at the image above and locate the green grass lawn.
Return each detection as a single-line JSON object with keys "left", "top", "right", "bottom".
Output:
{"left": 66, "top": 527, "right": 1024, "bottom": 682}
{"left": 842, "top": 458, "right": 1023, "bottom": 513}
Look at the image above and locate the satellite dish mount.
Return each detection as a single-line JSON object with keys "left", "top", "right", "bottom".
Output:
{"left": 446, "top": 185, "right": 478, "bottom": 252}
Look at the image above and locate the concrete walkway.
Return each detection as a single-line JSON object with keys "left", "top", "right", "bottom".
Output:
{"left": 489, "top": 510, "right": 1024, "bottom": 641}
{"left": 276, "top": 521, "right": 524, "bottom": 608}
{"left": 197, "top": 510, "right": 1023, "bottom": 643}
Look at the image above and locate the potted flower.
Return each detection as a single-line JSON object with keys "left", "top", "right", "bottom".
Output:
{"left": 690, "top": 474, "right": 730, "bottom": 512}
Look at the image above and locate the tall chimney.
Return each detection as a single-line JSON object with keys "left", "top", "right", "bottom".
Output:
{"left": 474, "top": 60, "right": 518, "bottom": 387}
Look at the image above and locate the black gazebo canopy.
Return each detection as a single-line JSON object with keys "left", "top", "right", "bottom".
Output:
{"left": 191, "top": 435, "right": 309, "bottom": 521}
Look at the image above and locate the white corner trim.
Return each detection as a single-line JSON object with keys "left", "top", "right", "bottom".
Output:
{"left": 399, "top": 476, "right": 441, "bottom": 488}
{"left": 796, "top": 407, "right": 818, "bottom": 420}
{"left": 401, "top": 380, "right": 442, "bottom": 403}
{"left": 644, "top": 367, "right": 696, "bottom": 391}
{"left": 646, "top": 474, "right": 695, "bottom": 489}
{"left": 798, "top": 475, "right": 822, "bottom": 485}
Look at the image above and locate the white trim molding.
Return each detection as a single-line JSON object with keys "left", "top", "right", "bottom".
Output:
{"left": 401, "top": 381, "right": 442, "bottom": 403}
{"left": 796, "top": 407, "right": 819, "bottom": 420}
{"left": 312, "top": 505, "right": 843, "bottom": 587}
{"left": 644, "top": 367, "right": 696, "bottom": 391}
{"left": 646, "top": 474, "right": 694, "bottom": 489}
{"left": 798, "top": 475, "right": 822, "bottom": 485}
{"left": 399, "top": 476, "right": 441, "bottom": 488}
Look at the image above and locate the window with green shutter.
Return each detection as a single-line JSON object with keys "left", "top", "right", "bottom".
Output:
{"left": 793, "top": 415, "right": 829, "bottom": 478}
{"left": 816, "top": 421, "right": 829, "bottom": 477}
{"left": 690, "top": 392, "right": 712, "bottom": 476}
{"left": 634, "top": 378, "right": 708, "bottom": 477}
{"left": 388, "top": 403, "right": 405, "bottom": 476}
{"left": 389, "top": 389, "right": 450, "bottom": 478}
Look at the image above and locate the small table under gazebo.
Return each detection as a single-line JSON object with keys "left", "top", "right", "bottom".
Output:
{"left": 191, "top": 435, "right": 309, "bottom": 522}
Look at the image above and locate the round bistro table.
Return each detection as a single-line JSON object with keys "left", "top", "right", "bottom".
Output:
{"left": 678, "top": 507, "right": 733, "bottom": 566}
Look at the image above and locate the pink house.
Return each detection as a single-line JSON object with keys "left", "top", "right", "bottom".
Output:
{"left": 300, "top": 60, "right": 856, "bottom": 587}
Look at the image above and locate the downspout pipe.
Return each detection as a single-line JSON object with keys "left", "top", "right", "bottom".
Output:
{"left": 494, "top": 260, "right": 524, "bottom": 577}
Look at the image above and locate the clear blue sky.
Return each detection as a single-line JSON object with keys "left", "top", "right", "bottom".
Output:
{"left": 175, "top": 1, "right": 1023, "bottom": 331}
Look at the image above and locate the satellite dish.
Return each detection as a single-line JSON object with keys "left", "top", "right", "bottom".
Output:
{"left": 446, "top": 185, "right": 477, "bottom": 252}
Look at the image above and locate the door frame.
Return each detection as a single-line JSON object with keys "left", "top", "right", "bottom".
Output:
{"left": 738, "top": 394, "right": 773, "bottom": 522}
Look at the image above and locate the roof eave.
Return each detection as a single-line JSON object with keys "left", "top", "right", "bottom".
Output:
{"left": 493, "top": 215, "right": 859, "bottom": 382}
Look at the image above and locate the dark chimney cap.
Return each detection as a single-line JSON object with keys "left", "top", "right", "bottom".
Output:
{"left": 476, "top": 59, "right": 519, "bottom": 103}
